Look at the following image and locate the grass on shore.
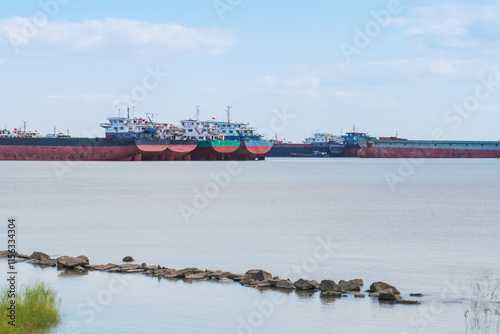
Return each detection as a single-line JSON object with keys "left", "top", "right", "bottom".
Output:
{"left": 0, "top": 281, "right": 61, "bottom": 334}
{"left": 463, "top": 274, "right": 500, "bottom": 333}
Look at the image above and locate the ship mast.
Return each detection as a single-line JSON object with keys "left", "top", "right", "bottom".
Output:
{"left": 195, "top": 105, "right": 200, "bottom": 121}
{"left": 226, "top": 106, "right": 232, "bottom": 123}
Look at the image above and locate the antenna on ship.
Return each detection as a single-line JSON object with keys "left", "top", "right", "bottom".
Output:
{"left": 127, "top": 107, "right": 130, "bottom": 119}
{"left": 132, "top": 106, "right": 135, "bottom": 118}
{"left": 195, "top": 105, "right": 200, "bottom": 121}
{"left": 226, "top": 106, "right": 232, "bottom": 123}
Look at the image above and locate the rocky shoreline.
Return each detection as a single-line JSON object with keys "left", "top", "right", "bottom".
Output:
{"left": 1, "top": 250, "right": 421, "bottom": 305}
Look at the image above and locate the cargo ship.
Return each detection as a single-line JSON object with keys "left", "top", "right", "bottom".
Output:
{"left": 357, "top": 136, "right": 500, "bottom": 158}
{"left": 266, "top": 133, "right": 345, "bottom": 157}
{"left": 0, "top": 111, "right": 197, "bottom": 161}
{"left": 180, "top": 115, "right": 240, "bottom": 161}
{"left": 100, "top": 112, "right": 197, "bottom": 161}
{"left": 0, "top": 124, "right": 139, "bottom": 161}
{"left": 208, "top": 107, "right": 272, "bottom": 160}
{"left": 340, "top": 129, "right": 370, "bottom": 157}
{"left": 183, "top": 107, "right": 272, "bottom": 160}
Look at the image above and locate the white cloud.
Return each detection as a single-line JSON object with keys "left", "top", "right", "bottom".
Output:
{"left": 318, "top": 58, "right": 480, "bottom": 85}
{"left": 250, "top": 75, "right": 321, "bottom": 98}
{"left": 427, "top": 61, "right": 457, "bottom": 76}
{"left": 0, "top": 17, "right": 237, "bottom": 58}
{"left": 245, "top": 58, "right": 484, "bottom": 102}
{"left": 393, "top": 3, "right": 500, "bottom": 49}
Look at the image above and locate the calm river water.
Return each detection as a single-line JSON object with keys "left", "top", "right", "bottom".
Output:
{"left": 1, "top": 158, "right": 499, "bottom": 333}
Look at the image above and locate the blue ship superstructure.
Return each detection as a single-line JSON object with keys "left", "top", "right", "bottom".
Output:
{"left": 341, "top": 127, "right": 369, "bottom": 157}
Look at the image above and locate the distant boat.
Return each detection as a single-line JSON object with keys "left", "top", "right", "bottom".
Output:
{"left": 267, "top": 132, "right": 346, "bottom": 157}
{"left": 290, "top": 150, "right": 329, "bottom": 158}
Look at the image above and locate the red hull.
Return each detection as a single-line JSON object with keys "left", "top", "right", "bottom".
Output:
{"left": 230, "top": 143, "right": 272, "bottom": 160}
{"left": 213, "top": 146, "right": 239, "bottom": 154}
{"left": 230, "top": 140, "right": 273, "bottom": 160}
{"left": 137, "top": 144, "right": 168, "bottom": 152}
{"left": 358, "top": 147, "right": 500, "bottom": 158}
{"left": 162, "top": 144, "right": 198, "bottom": 160}
{"left": 190, "top": 146, "right": 236, "bottom": 160}
{"left": 246, "top": 145, "right": 272, "bottom": 155}
{"left": 341, "top": 148, "right": 359, "bottom": 157}
{"left": 0, "top": 145, "right": 138, "bottom": 161}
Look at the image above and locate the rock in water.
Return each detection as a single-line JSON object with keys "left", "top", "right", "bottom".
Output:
{"left": 339, "top": 279, "right": 364, "bottom": 291}
{"left": 245, "top": 269, "right": 272, "bottom": 281}
{"left": 122, "top": 256, "right": 134, "bottom": 262}
{"left": 275, "top": 280, "right": 296, "bottom": 289}
{"left": 37, "top": 258, "right": 57, "bottom": 266}
{"left": 370, "top": 281, "right": 401, "bottom": 295}
{"left": 184, "top": 273, "right": 208, "bottom": 280}
{"left": 396, "top": 300, "right": 421, "bottom": 305}
{"left": 94, "top": 264, "right": 120, "bottom": 271}
{"left": 320, "top": 291, "right": 342, "bottom": 298}
{"left": 57, "top": 255, "right": 89, "bottom": 268}
{"left": 29, "top": 251, "right": 51, "bottom": 261}
{"left": 378, "top": 288, "right": 402, "bottom": 301}
{"left": 294, "top": 279, "right": 319, "bottom": 290}
{"left": 319, "top": 280, "right": 340, "bottom": 292}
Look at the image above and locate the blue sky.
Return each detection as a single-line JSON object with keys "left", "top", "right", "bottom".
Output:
{"left": 1, "top": 0, "right": 499, "bottom": 140}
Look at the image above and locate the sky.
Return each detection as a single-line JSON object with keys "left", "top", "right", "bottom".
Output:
{"left": 1, "top": 0, "right": 499, "bottom": 141}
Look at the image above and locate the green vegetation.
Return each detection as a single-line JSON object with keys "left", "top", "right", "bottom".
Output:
{"left": 0, "top": 282, "right": 61, "bottom": 334}
{"left": 463, "top": 274, "right": 500, "bottom": 333}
